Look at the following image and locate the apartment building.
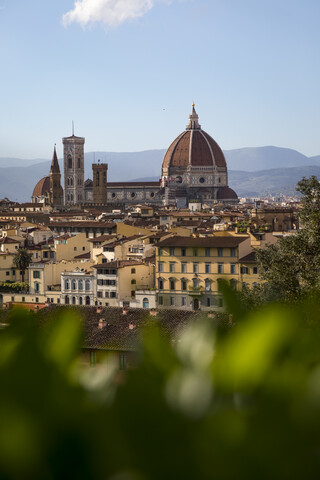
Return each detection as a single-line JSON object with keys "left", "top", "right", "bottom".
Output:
{"left": 155, "top": 235, "right": 251, "bottom": 310}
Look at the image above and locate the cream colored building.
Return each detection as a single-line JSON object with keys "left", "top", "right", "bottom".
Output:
{"left": 54, "top": 233, "right": 91, "bottom": 262}
{"left": 155, "top": 235, "right": 251, "bottom": 311}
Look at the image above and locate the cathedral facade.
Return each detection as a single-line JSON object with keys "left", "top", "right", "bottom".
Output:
{"left": 32, "top": 106, "right": 237, "bottom": 208}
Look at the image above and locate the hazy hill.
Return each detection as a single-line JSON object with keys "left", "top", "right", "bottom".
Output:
{"left": 1, "top": 146, "right": 320, "bottom": 202}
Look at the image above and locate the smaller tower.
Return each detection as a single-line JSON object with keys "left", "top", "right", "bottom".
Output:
{"left": 63, "top": 133, "right": 85, "bottom": 205}
{"left": 49, "top": 145, "right": 63, "bottom": 206}
{"left": 92, "top": 162, "right": 108, "bottom": 204}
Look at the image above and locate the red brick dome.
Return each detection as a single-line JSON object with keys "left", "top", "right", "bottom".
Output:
{"left": 32, "top": 176, "right": 50, "bottom": 197}
{"left": 162, "top": 106, "right": 227, "bottom": 172}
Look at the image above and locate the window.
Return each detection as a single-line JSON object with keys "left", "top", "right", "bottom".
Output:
{"left": 170, "top": 297, "right": 175, "bottom": 306}
{"left": 230, "top": 264, "right": 236, "bottom": 274}
{"left": 65, "top": 295, "right": 69, "bottom": 304}
{"left": 131, "top": 279, "right": 136, "bottom": 284}
{"left": 193, "top": 248, "right": 198, "bottom": 257}
{"left": 158, "top": 262, "right": 164, "bottom": 273}
{"left": 205, "top": 279, "right": 211, "bottom": 291}
{"left": 131, "top": 268, "right": 136, "bottom": 274}
{"left": 192, "top": 278, "right": 199, "bottom": 289}
{"left": 170, "top": 279, "right": 175, "bottom": 291}
{"left": 34, "top": 282, "right": 39, "bottom": 293}
{"left": 205, "top": 248, "right": 210, "bottom": 257}
{"left": 218, "top": 263, "right": 223, "bottom": 274}
{"left": 240, "top": 266, "right": 249, "bottom": 275}
{"left": 78, "top": 280, "right": 83, "bottom": 290}
{"left": 22, "top": 297, "right": 25, "bottom": 302}
{"left": 205, "top": 263, "right": 211, "bottom": 274}
{"left": 79, "top": 297, "right": 83, "bottom": 305}
{"left": 181, "top": 279, "right": 187, "bottom": 291}
{"left": 72, "top": 296, "right": 76, "bottom": 305}
{"left": 35, "top": 297, "right": 39, "bottom": 303}
{"left": 68, "top": 155, "right": 72, "bottom": 169}
{"left": 158, "top": 296, "right": 163, "bottom": 305}
{"left": 131, "top": 290, "right": 135, "bottom": 297}
{"left": 218, "top": 297, "right": 223, "bottom": 307}
{"left": 72, "top": 280, "right": 76, "bottom": 290}
{"left": 143, "top": 298, "right": 149, "bottom": 309}
{"left": 181, "top": 262, "right": 187, "bottom": 273}
{"left": 110, "top": 292, "right": 116, "bottom": 298}
{"left": 158, "top": 278, "right": 164, "bottom": 290}
{"left": 193, "top": 263, "right": 199, "bottom": 274}
{"left": 85, "top": 280, "right": 90, "bottom": 291}
{"left": 65, "top": 280, "right": 70, "bottom": 290}
{"left": 206, "top": 298, "right": 211, "bottom": 307}
{"left": 78, "top": 158, "right": 81, "bottom": 168}
{"left": 105, "top": 292, "right": 109, "bottom": 298}
{"left": 230, "top": 248, "right": 236, "bottom": 257}
{"left": 12, "top": 270, "right": 15, "bottom": 275}
{"left": 169, "top": 262, "right": 175, "bottom": 273}
{"left": 6, "top": 271, "right": 9, "bottom": 276}
{"left": 181, "top": 297, "right": 186, "bottom": 306}
{"left": 97, "top": 292, "right": 103, "bottom": 298}
{"left": 169, "top": 247, "right": 175, "bottom": 256}
{"left": 181, "top": 248, "right": 186, "bottom": 257}
{"left": 218, "top": 248, "right": 223, "bottom": 257}
{"left": 74, "top": 247, "right": 77, "bottom": 251}
{"left": 253, "top": 266, "right": 258, "bottom": 275}
{"left": 158, "top": 248, "right": 163, "bottom": 256}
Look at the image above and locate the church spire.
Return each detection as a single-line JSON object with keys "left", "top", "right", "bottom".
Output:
{"left": 50, "top": 144, "right": 60, "bottom": 174}
{"left": 186, "top": 103, "right": 201, "bottom": 130}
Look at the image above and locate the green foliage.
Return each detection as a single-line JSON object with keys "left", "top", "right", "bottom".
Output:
{"left": 1, "top": 298, "right": 320, "bottom": 479}
{"left": 0, "top": 281, "right": 29, "bottom": 292}
{"left": 242, "top": 176, "right": 320, "bottom": 306}
{"left": 13, "top": 248, "right": 33, "bottom": 282}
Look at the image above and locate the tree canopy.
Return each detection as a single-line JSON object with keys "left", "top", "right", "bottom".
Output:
{"left": 242, "top": 176, "right": 320, "bottom": 305}
{"left": 13, "top": 247, "right": 33, "bottom": 282}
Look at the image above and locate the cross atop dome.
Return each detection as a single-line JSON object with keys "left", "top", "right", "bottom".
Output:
{"left": 186, "top": 103, "right": 201, "bottom": 130}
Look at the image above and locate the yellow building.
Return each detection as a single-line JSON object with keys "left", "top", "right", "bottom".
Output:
{"left": 54, "top": 233, "right": 91, "bottom": 262}
{"left": 155, "top": 235, "right": 251, "bottom": 310}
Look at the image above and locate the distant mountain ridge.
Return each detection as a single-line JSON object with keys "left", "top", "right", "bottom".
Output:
{"left": 0, "top": 146, "right": 319, "bottom": 202}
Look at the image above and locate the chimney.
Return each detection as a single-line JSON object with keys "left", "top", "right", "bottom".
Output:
{"left": 128, "top": 322, "right": 136, "bottom": 330}
{"left": 98, "top": 318, "right": 106, "bottom": 329}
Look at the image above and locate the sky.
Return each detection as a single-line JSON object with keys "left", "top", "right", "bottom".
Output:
{"left": 0, "top": 0, "right": 320, "bottom": 159}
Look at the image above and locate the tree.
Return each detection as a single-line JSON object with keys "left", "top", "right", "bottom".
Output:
{"left": 242, "top": 176, "right": 320, "bottom": 305}
{"left": 13, "top": 247, "right": 33, "bottom": 282}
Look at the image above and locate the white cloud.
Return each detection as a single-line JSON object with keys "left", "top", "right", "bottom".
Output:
{"left": 62, "top": 0, "right": 154, "bottom": 28}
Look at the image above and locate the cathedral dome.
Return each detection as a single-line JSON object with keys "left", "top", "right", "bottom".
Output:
{"left": 32, "top": 176, "right": 50, "bottom": 197}
{"left": 162, "top": 105, "right": 227, "bottom": 173}
{"left": 216, "top": 186, "right": 238, "bottom": 200}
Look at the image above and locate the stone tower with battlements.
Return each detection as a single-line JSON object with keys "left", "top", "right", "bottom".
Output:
{"left": 92, "top": 162, "right": 108, "bottom": 204}
{"left": 49, "top": 145, "right": 63, "bottom": 206}
{"left": 62, "top": 134, "right": 85, "bottom": 205}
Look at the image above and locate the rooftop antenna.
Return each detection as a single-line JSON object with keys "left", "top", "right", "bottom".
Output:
{"left": 72, "top": 121, "right": 74, "bottom": 136}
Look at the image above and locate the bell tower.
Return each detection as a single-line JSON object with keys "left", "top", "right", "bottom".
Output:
{"left": 62, "top": 132, "right": 85, "bottom": 205}
{"left": 92, "top": 162, "right": 108, "bottom": 204}
{"left": 49, "top": 145, "right": 63, "bottom": 206}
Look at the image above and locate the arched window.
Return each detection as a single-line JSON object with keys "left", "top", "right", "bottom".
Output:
{"left": 169, "top": 278, "right": 175, "bottom": 291}
{"left": 192, "top": 277, "right": 199, "bottom": 289}
{"left": 72, "top": 296, "right": 76, "bottom": 305}
{"left": 65, "top": 280, "right": 70, "bottom": 290}
{"left": 158, "top": 278, "right": 164, "bottom": 290}
{"left": 78, "top": 280, "right": 83, "bottom": 291}
{"left": 96, "top": 171, "right": 100, "bottom": 187}
{"left": 68, "top": 155, "right": 72, "bottom": 169}
{"left": 79, "top": 297, "right": 83, "bottom": 305}
{"left": 181, "top": 278, "right": 187, "bottom": 291}
{"left": 70, "top": 178, "right": 73, "bottom": 186}
{"left": 85, "top": 280, "right": 90, "bottom": 291}
{"left": 86, "top": 296, "right": 90, "bottom": 305}
{"left": 78, "top": 158, "right": 81, "bottom": 168}
{"left": 65, "top": 295, "right": 69, "bottom": 304}
{"left": 143, "top": 298, "right": 149, "bottom": 309}
{"left": 205, "top": 279, "right": 211, "bottom": 291}
{"left": 72, "top": 280, "right": 76, "bottom": 290}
